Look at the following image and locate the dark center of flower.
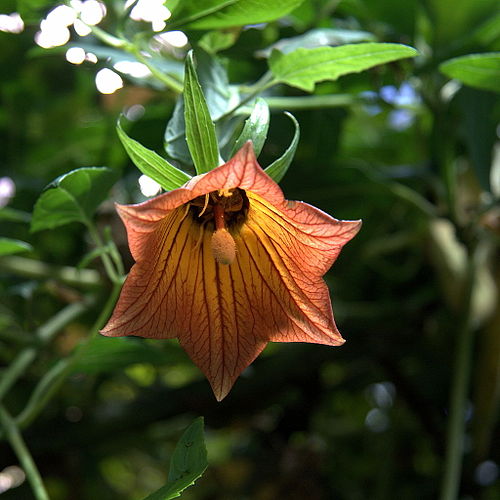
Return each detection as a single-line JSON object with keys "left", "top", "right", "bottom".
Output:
{"left": 188, "top": 188, "right": 249, "bottom": 230}
{"left": 188, "top": 188, "right": 249, "bottom": 265}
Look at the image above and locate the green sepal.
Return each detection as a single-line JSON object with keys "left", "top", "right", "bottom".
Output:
{"left": 231, "top": 98, "right": 270, "bottom": 157}
{"left": 117, "top": 120, "right": 191, "bottom": 190}
{"left": 184, "top": 51, "right": 220, "bottom": 174}
{"left": 264, "top": 112, "right": 299, "bottom": 183}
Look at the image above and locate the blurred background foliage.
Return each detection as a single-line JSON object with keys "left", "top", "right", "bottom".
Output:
{"left": 0, "top": 0, "right": 499, "bottom": 499}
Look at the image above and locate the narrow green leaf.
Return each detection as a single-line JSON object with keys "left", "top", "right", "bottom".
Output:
{"left": 264, "top": 112, "right": 299, "bottom": 183}
{"left": 72, "top": 336, "right": 184, "bottom": 374}
{"left": 440, "top": 53, "right": 500, "bottom": 93}
{"left": 143, "top": 418, "right": 208, "bottom": 500}
{"left": 0, "top": 238, "right": 33, "bottom": 257}
{"left": 184, "top": 51, "right": 220, "bottom": 174}
{"left": 182, "top": 0, "right": 305, "bottom": 29}
{"left": 117, "top": 120, "right": 192, "bottom": 190}
{"left": 231, "top": 98, "right": 270, "bottom": 157}
{"left": 31, "top": 167, "right": 117, "bottom": 232}
{"left": 269, "top": 43, "right": 418, "bottom": 92}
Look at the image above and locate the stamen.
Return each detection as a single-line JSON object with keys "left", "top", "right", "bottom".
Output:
{"left": 198, "top": 193, "right": 210, "bottom": 217}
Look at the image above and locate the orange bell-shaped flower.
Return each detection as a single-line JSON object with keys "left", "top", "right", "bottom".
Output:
{"left": 101, "top": 142, "right": 361, "bottom": 400}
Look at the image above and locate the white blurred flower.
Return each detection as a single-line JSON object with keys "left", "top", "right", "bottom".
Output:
{"left": 138, "top": 175, "right": 161, "bottom": 197}
{"left": 0, "top": 177, "right": 16, "bottom": 208}
{"left": 0, "top": 13, "right": 24, "bottom": 33}
{"left": 156, "top": 30, "right": 188, "bottom": 48}
{"left": 73, "top": 19, "right": 92, "bottom": 36}
{"left": 66, "top": 47, "right": 86, "bottom": 64}
{"left": 114, "top": 61, "right": 152, "bottom": 78}
{"left": 130, "top": 0, "right": 171, "bottom": 31}
{"left": 80, "top": 0, "right": 106, "bottom": 26}
{"left": 46, "top": 5, "right": 77, "bottom": 26}
{"left": 95, "top": 68, "right": 123, "bottom": 94}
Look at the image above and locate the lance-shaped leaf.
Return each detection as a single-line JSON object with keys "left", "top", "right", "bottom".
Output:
{"left": 175, "top": 0, "right": 305, "bottom": 30}
{"left": 440, "top": 53, "right": 500, "bottom": 93}
{"left": 264, "top": 112, "right": 299, "bottom": 183}
{"left": 117, "top": 121, "right": 191, "bottom": 191}
{"left": 31, "top": 167, "right": 117, "bottom": 232}
{"left": 184, "top": 51, "right": 220, "bottom": 174}
{"left": 269, "top": 43, "right": 418, "bottom": 91}
{"left": 143, "top": 418, "right": 208, "bottom": 500}
{"left": 0, "top": 238, "right": 33, "bottom": 257}
{"left": 231, "top": 98, "right": 270, "bottom": 157}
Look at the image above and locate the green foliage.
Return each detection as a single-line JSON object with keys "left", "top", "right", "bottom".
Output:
{"left": 440, "top": 53, "right": 500, "bottom": 92}
{"left": 143, "top": 418, "right": 207, "bottom": 500}
{"left": 231, "top": 98, "right": 270, "bottom": 157}
{"left": 183, "top": 51, "right": 220, "bottom": 173}
{"left": 264, "top": 113, "right": 300, "bottom": 183}
{"left": 117, "top": 121, "right": 192, "bottom": 191}
{"left": 31, "top": 167, "right": 117, "bottom": 232}
{"left": 1, "top": 1, "right": 500, "bottom": 499}
{"left": 269, "top": 43, "right": 418, "bottom": 91}
{"left": 0, "top": 238, "right": 32, "bottom": 256}
{"left": 176, "top": 0, "right": 305, "bottom": 29}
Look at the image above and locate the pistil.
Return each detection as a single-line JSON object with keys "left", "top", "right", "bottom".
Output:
{"left": 211, "top": 202, "right": 236, "bottom": 265}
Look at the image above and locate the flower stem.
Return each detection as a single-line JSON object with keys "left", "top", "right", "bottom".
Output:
{"left": 0, "top": 405, "right": 50, "bottom": 500}
{"left": 0, "top": 299, "right": 93, "bottom": 403}
{"left": 439, "top": 246, "right": 478, "bottom": 500}
{"left": 86, "top": 221, "right": 123, "bottom": 285}
{"left": 264, "top": 94, "right": 355, "bottom": 110}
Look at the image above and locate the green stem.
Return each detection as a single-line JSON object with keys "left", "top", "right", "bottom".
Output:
{"left": 215, "top": 72, "right": 276, "bottom": 122}
{"left": 264, "top": 94, "right": 355, "bottom": 110}
{"left": 0, "top": 299, "right": 93, "bottom": 403}
{"left": 439, "top": 245, "right": 479, "bottom": 500}
{"left": 0, "top": 283, "right": 122, "bottom": 438}
{"left": 128, "top": 45, "right": 184, "bottom": 94}
{"left": 0, "top": 405, "right": 50, "bottom": 500}
{"left": 0, "top": 256, "right": 101, "bottom": 288}
{"left": 86, "top": 222, "right": 122, "bottom": 285}
{"left": 89, "top": 25, "right": 183, "bottom": 94}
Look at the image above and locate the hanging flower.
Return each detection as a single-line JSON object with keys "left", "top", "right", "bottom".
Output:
{"left": 101, "top": 142, "right": 361, "bottom": 400}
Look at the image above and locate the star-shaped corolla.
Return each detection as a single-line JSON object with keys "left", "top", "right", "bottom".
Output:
{"left": 101, "top": 142, "right": 361, "bottom": 400}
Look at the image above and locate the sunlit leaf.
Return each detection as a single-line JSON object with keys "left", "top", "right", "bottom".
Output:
{"left": 269, "top": 43, "right": 418, "bottom": 91}
{"left": 31, "top": 167, "right": 117, "bottom": 232}
{"left": 0, "top": 238, "right": 32, "bottom": 257}
{"left": 231, "top": 98, "right": 270, "bottom": 157}
{"left": 440, "top": 53, "right": 500, "bottom": 93}
{"left": 257, "top": 28, "right": 376, "bottom": 57}
{"left": 117, "top": 121, "right": 192, "bottom": 190}
{"left": 184, "top": 51, "right": 220, "bottom": 174}
{"left": 176, "top": 0, "right": 305, "bottom": 29}
{"left": 264, "top": 112, "right": 299, "bottom": 182}
{"left": 143, "top": 418, "right": 208, "bottom": 500}
{"left": 171, "top": 0, "right": 238, "bottom": 28}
